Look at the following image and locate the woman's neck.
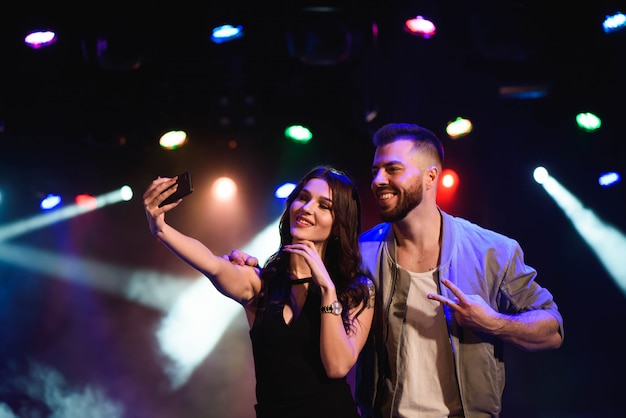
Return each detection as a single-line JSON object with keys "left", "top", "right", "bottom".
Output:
{"left": 288, "top": 240, "right": 325, "bottom": 278}
{"left": 289, "top": 255, "right": 311, "bottom": 279}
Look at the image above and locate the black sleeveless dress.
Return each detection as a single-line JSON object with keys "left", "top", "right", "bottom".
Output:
{"left": 249, "top": 287, "right": 360, "bottom": 418}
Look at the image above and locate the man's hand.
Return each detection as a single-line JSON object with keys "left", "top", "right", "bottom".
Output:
{"left": 427, "top": 278, "right": 499, "bottom": 332}
{"left": 225, "top": 249, "right": 259, "bottom": 267}
{"left": 428, "top": 279, "right": 563, "bottom": 351}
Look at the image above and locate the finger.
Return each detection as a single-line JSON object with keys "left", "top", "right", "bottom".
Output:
{"left": 282, "top": 246, "right": 303, "bottom": 255}
{"left": 228, "top": 250, "right": 246, "bottom": 265}
{"left": 427, "top": 294, "right": 459, "bottom": 311}
{"left": 143, "top": 177, "right": 176, "bottom": 201}
{"left": 300, "top": 240, "right": 316, "bottom": 250}
{"left": 153, "top": 176, "right": 175, "bottom": 189}
{"left": 244, "top": 255, "right": 259, "bottom": 267}
{"left": 441, "top": 279, "right": 467, "bottom": 304}
{"left": 285, "top": 243, "right": 317, "bottom": 256}
{"left": 157, "top": 178, "right": 178, "bottom": 195}
{"left": 284, "top": 246, "right": 316, "bottom": 260}
{"left": 427, "top": 293, "right": 449, "bottom": 305}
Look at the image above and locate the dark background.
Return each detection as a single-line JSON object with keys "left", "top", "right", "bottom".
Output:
{"left": 1, "top": 1, "right": 625, "bottom": 417}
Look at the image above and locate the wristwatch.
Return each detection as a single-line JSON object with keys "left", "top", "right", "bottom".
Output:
{"left": 320, "top": 300, "right": 343, "bottom": 315}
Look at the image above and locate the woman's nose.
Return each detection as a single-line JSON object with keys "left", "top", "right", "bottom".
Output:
{"left": 301, "top": 200, "right": 314, "bottom": 212}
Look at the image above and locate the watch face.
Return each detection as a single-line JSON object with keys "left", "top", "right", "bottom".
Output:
{"left": 321, "top": 301, "right": 343, "bottom": 315}
{"left": 332, "top": 301, "right": 342, "bottom": 315}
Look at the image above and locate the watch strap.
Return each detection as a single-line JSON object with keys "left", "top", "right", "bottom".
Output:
{"left": 320, "top": 304, "right": 334, "bottom": 313}
{"left": 320, "top": 300, "right": 342, "bottom": 315}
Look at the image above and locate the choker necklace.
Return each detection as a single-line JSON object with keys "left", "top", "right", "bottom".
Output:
{"left": 291, "top": 277, "right": 312, "bottom": 285}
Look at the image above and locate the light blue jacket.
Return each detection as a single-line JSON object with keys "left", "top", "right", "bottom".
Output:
{"left": 355, "top": 209, "right": 564, "bottom": 418}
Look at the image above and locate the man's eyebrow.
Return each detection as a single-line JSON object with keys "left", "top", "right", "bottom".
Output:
{"left": 372, "top": 160, "right": 402, "bottom": 168}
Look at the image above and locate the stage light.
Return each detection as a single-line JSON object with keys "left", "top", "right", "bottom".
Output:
{"left": 210, "top": 24, "right": 244, "bottom": 44}
{"left": 40, "top": 194, "right": 62, "bottom": 210}
{"left": 120, "top": 185, "right": 133, "bottom": 201}
{"left": 365, "top": 110, "right": 378, "bottom": 123}
{"left": 437, "top": 168, "right": 459, "bottom": 211}
{"left": 275, "top": 182, "right": 296, "bottom": 199}
{"left": 284, "top": 125, "right": 313, "bottom": 143}
{"left": 439, "top": 169, "right": 459, "bottom": 193}
{"left": 576, "top": 112, "right": 601, "bottom": 131}
{"left": 24, "top": 30, "right": 57, "bottom": 49}
{"left": 159, "top": 130, "right": 188, "bottom": 149}
{"left": 212, "top": 177, "right": 237, "bottom": 201}
{"left": 404, "top": 16, "right": 436, "bottom": 38}
{"left": 446, "top": 117, "right": 473, "bottom": 139}
{"left": 602, "top": 12, "right": 626, "bottom": 34}
{"left": 599, "top": 172, "right": 621, "bottom": 187}
{"left": 533, "top": 166, "right": 549, "bottom": 184}
{"left": 441, "top": 171, "right": 458, "bottom": 189}
{"left": 76, "top": 194, "right": 98, "bottom": 210}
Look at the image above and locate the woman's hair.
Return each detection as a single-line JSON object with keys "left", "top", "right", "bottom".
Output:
{"left": 257, "top": 165, "right": 369, "bottom": 333}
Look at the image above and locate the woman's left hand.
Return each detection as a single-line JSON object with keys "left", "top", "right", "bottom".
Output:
{"left": 283, "top": 241, "right": 334, "bottom": 290}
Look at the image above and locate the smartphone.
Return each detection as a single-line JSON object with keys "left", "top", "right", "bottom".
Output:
{"left": 159, "top": 171, "right": 193, "bottom": 207}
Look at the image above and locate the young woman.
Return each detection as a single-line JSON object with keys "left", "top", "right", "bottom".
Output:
{"left": 143, "top": 165, "right": 374, "bottom": 418}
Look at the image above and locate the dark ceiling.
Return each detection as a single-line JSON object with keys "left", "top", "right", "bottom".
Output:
{"left": 1, "top": 0, "right": 625, "bottom": 225}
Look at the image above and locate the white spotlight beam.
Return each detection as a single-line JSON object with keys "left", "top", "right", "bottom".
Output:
{"left": 0, "top": 241, "right": 193, "bottom": 311}
{"left": 0, "top": 186, "right": 132, "bottom": 242}
{"left": 155, "top": 216, "right": 280, "bottom": 389}
{"left": 0, "top": 210, "right": 281, "bottom": 391}
{"left": 538, "top": 171, "right": 626, "bottom": 294}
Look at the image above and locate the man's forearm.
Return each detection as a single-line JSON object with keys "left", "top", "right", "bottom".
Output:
{"left": 491, "top": 309, "right": 563, "bottom": 351}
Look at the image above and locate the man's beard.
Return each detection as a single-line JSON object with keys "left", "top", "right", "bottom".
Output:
{"left": 379, "top": 182, "right": 423, "bottom": 223}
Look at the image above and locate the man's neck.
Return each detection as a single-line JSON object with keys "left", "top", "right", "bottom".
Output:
{"left": 393, "top": 206, "right": 441, "bottom": 248}
{"left": 393, "top": 207, "right": 442, "bottom": 273}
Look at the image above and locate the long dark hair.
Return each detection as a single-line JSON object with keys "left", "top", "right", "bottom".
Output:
{"left": 257, "top": 165, "right": 369, "bottom": 333}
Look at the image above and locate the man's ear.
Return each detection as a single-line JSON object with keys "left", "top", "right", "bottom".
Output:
{"left": 425, "top": 165, "right": 439, "bottom": 188}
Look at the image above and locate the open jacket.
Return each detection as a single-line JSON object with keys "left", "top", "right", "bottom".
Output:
{"left": 355, "top": 209, "right": 564, "bottom": 418}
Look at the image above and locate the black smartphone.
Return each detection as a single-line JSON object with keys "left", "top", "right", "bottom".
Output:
{"left": 159, "top": 171, "right": 193, "bottom": 207}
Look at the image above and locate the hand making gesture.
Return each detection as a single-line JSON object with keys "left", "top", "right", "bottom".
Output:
{"left": 427, "top": 278, "right": 499, "bottom": 332}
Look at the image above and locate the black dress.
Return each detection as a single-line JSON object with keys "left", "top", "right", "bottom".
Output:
{"left": 249, "top": 286, "right": 360, "bottom": 418}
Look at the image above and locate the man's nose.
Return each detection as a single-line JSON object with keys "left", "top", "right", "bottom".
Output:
{"left": 372, "top": 170, "right": 387, "bottom": 186}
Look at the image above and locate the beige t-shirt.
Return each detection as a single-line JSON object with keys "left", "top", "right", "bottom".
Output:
{"left": 395, "top": 267, "right": 463, "bottom": 417}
